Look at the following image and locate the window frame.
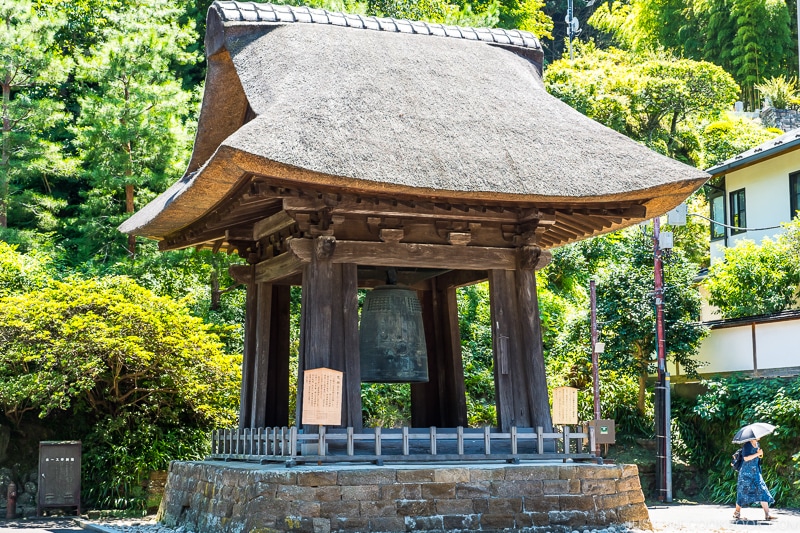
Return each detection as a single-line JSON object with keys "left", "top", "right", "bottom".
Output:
{"left": 729, "top": 188, "right": 746, "bottom": 234}
{"left": 708, "top": 185, "right": 726, "bottom": 241}
{"left": 791, "top": 171, "right": 800, "bottom": 220}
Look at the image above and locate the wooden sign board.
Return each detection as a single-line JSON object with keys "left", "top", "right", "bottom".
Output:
{"left": 302, "top": 367, "right": 343, "bottom": 426}
{"left": 552, "top": 386, "right": 578, "bottom": 425}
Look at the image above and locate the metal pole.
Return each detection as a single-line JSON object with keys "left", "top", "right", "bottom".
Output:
{"left": 590, "top": 280, "right": 601, "bottom": 459}
{"left": 653, "top": 217, "right": 671, "bottom": 502}
{"left": 665, "top": 372, "right": 672, "bottom": 501}
{"left": 567, "top": 0, "right": 574, "bottom": 60}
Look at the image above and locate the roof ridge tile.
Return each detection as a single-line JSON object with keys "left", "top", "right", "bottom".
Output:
{"left": 213, "top": 1, "right": 541, "bottom": 50}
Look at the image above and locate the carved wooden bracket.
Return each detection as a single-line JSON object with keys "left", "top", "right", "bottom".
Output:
{"left": 517, "top": 245, "right": 552, "bottom": 270}
{"left": 315, "top": 235, "right": 337, "bottom": 259}
{"left": 380, "top": 228, "right": 405, "bottom": 243}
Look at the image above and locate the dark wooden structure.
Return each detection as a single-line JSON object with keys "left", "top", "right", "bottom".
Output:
{"left": 121, "top": 2, "right": 708, "bottom": 435}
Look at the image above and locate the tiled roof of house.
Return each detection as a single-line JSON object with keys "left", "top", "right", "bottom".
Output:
{"left": 706, "top": 127, "right": 800, "bottom": 176}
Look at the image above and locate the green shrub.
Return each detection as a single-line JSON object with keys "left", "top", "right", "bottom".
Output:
{"left": 675, "top": 377, "right": 800, "bottom": 506}
{"left": 756, "top": 77, "right": 799, "bottom": 109}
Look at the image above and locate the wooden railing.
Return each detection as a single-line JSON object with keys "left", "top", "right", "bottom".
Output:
{"left": 208, "top": 425, "right": 598, "bottom": 466}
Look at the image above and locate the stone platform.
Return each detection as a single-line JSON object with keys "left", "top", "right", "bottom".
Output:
{"left": 157, "top": 460, "right": 651, "bottom": 533}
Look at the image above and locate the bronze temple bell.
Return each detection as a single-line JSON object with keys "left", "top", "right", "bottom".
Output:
{"left": 359, "top": 278, "right": 429, "bottom": 383}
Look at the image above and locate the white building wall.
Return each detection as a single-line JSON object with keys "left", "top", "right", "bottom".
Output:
{"left": 755, "top": 320, "right": 800, "bottom": 370}
{"left": 695, "top": 326, "right": 754, "bottom": 374}
{"left": 679, "top": 317, "right": 800, "bottom": 378}
{"left": 710, "top": 151, "right": 799, "bottom": 263}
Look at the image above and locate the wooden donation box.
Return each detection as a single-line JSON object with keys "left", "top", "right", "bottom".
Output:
{"left": 37, "top": 441, "right": 81, "bottom": 516}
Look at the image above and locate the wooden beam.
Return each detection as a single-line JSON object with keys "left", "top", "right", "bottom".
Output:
{"left": 253, "top": 211, "right": 297, "bottom": 241}
{"left": 289, "top": 238, "right": 517, "bottom": 270}
{"left": 570, "top": 211, "right": 615, "bottom": 230}
{"left": 254, "top": 250, "right": 307, "bottom": 283}
{"left": 555, "top": 213, "right": 597, "bottom": 235}
{"left": 230, "top": 264, "right": 254, "bottom": 284}
{"left": 284, "top": 196, "right": 543, "bottom": 224}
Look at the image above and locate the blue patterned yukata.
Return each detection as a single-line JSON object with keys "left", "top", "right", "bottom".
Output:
{"left": 736, "top": 441, "right": 774, "bottom": 506}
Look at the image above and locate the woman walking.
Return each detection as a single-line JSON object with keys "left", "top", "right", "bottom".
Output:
{"left": 733, "top": 438, "right": 777, "bottom": 521}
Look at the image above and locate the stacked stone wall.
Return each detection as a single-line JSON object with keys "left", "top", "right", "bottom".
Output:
{"left": 158, "top": 461, "right": 651, "bottom": 533}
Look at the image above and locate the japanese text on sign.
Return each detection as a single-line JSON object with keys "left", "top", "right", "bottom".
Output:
{"left": 302, "top": 367, "right": 343, "bottom": 426}
{"left": 552, "top": 386, "right": 578, "bottom": 425}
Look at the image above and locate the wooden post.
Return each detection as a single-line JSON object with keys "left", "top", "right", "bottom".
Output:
{"left": 489, "top": 263, "right": 552, "bottom": 432}
{"left": 411, "top": 277, "right": 467, "bottom": 428}
{"left": 297, "top": 236, "right": 362, "bottom": 431}
{"left": 238, "top": 268, "right": 258, "bottom": 430}
{"left": 251, "top": 282, "right": 273, "bottom": 427}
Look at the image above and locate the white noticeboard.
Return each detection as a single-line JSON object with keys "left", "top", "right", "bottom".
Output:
{"left": 552, "top": 386, "right": 578, "bottom": 425}
{"left": 301, "top": 367, "right": 343, "bottom": 426}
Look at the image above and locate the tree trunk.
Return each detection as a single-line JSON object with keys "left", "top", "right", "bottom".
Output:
{"left": 125, "top": 183, "right": 135, "bottom": 257}
{"left": 635, "top": 344, "right": 647, "bottom": 415}
{"left": 1, "top": 78, "right": 11, "bottom": 228}
{"left": 638, "top": 372, "right": 647, "bottom": 415}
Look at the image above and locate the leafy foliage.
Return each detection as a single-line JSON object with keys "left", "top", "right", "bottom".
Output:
{"left": 699, "top": 115, "right": 780, "bottom": 168}
{"left": 69, "top": 0, "right": 197, "bottom": 260}
{"left": 587, "top": 0, "right": 795, "bottom": 109}
{"left": 0, "top": 0, "right": 73, "bottom": 232}
{"left": 755, "top": 76, "right": 800, "bottom": 109}
{"left": 705, "top": 219, "right": 800, "bottom": 319}
{"left": 0, "top": 276, "right": 240, "bottom": 426}
{"left": 550, "top": 227, "right": 707, "bottom": 413}
{"left": 0, "top": 241, "right": 52, "bottom": 296}
{"left": 674, "top": 376, "right": 800, "bottom": 506}
{"left": 544, "top": 42, "right": 739, "bottom": 164}
{"left": 0, "top": 274, "right": 239, "bottom": 507}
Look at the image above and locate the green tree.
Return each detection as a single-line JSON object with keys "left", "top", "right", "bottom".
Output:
{"left": 705, "top": 219, "right": 800, "bottom": 318}
{"left": 545, "top": 43, "right": 739, "bottom": 163}
{"left": 70, "top": 0, "right": 197, "bottom": 261}
{"left": 0, "top": 241, "right": 51, "bottom": 296}
{"left": 588, "top": 0, "right": 794, "bottom": 109}
{"left": 551, "top": 227, "right": 707, "bottom": 413}
{"left": 0, "top": 0, "right": 71, "bottom": 231}
{"left": 699, "top": 115, "right": 780, "bottom": 168}
{"left": 0, "top": 276, "right": 240, "bottom": 427}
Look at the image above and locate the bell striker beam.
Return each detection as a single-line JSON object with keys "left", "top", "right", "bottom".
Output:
{"left": 296, "top": 235, "right": 362, "bottom": 431}
{"left": 411, "top": 278, "right": 468, "bottom": 428}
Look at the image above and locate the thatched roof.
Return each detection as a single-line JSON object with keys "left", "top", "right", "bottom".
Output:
{"left": 120, "top": 1, "right": 708, "bottom": 247}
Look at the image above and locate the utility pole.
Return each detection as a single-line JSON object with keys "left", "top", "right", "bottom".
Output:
{"left": 590, "top": 280, "right": 601, "bottom": 458}
{"left": 653, "top": 217, "right": 672, "bottom": 502}
{"left": 566, "top": 0, "right": 574, "bottom": 60}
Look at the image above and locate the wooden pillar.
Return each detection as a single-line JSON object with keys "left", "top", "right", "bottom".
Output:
{"left": 296, "top": 236, "right": 362, "bottom": 430}
{"left": 489, "top": 261, "right": 552, "bottom": 432}
{"left": 411, "top": 278, "right": 467, "bottom": 428}
{"left": 238, "top": 270, "right": 258, "bottom": 430}
{"left": 256, "top": 284, "right": 291, "bottom": 427}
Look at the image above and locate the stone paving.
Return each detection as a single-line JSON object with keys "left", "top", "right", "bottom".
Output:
{"left": 2, "top": 503, "right": 799, "bottom": 532}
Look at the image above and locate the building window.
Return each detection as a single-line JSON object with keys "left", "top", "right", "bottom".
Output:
{"left": 709, "top": 187, "right": 726, "bottom": 240}
{"left": 729, "top": 188, "right": 746, "bottom": 234}
{"left": 791, "top": 171, "right": 800, "bottom": 220}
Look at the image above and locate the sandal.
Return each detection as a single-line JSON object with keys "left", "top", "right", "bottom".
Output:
{"left": 765, "top": 514, "right": 778, "bottom": 520}
{"left": 733, "top": 511, "right": 741, "bottom": 520}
